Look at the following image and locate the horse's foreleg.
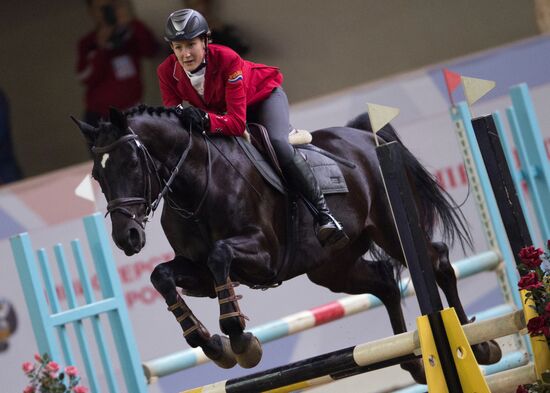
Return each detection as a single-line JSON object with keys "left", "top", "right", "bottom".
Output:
{"left": 430, "top": 242, "right": 501, "bottom": 365}
{"left": 207, "top": 238, "right": 268, "bottom": 368}
{"left": 150, "top": 258, "right": 237, "bottom": 368}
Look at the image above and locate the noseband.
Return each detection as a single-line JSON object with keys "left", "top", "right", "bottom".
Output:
{"left": 91, "top": 127, "right": 211, "bottom": 228}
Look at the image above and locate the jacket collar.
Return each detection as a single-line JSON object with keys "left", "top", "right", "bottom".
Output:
{"left": 172, "top": 56, "right": 183, "bottom": 81}
{"left": 172, "top": 53, "right": 217, "bottom": 106}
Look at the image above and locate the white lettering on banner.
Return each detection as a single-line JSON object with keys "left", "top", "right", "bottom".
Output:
{"left": 432, "top": 137, "right": 550, "bottom": 192}
{"left": 434, "top": 164, "right": 468, "bottom": 190}
{"left": 125, "top": 286, "right": 162, "bottom": 308}
{"left": 53, "top": 252, "right": 174, "bottom": 308}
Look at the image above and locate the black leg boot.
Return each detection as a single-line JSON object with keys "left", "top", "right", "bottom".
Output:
{"left": 282, "top": 150, "right": 349, "bottom": 250}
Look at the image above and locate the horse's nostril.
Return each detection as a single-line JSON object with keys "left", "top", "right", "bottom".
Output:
{"left": 128, "top": 227, "right": 142, "bottom": 250}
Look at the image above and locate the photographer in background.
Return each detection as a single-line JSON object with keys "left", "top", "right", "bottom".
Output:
{"left": 76, "top": 0, "right": 159, "bottom": 126}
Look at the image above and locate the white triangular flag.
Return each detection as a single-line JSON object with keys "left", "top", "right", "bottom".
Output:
{"left": 75, "top": 174, "right": 95, "bottom": 202}
{"left": 366, "top": 103, "right": 400, "bottom": 133}
{"left": 461, "top": 76, "right": 495, "bottom": 106}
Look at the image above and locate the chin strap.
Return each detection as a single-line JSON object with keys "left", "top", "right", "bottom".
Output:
{"left": 189, "top": 60, "right": 206, "bottom": 74}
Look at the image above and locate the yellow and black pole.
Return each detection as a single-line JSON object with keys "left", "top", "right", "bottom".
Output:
{"left": 370, "top": 103, "right": 489, "bottom": 393}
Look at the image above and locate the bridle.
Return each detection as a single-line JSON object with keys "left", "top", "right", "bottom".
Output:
{"left": 91, "top": 126, "right": 211, "bottom": 228}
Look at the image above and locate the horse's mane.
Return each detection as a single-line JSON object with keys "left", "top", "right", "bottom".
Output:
{"left": 126, "top": 104, "right": 195, "bottom": 127}
{"left": 93, "top": 105, "right": 185, "bottom": 143}
{"left": 123, "top": 104, "right": 180, "bottom": 120}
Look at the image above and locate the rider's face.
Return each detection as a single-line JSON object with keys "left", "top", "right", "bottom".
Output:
{"left": 171, "top": 38, "right": 206, "bottom": 73}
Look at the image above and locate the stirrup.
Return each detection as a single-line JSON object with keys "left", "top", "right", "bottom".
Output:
{"left": 317, "top": 213, "right": 344, "bottom": 231}
{"left": 316, "top": 214, "right": 349, "bottom": 250}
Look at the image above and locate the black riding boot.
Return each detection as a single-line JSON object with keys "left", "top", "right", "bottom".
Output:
{"left": 282, "top": 150, "right": 349, "bottom": 250}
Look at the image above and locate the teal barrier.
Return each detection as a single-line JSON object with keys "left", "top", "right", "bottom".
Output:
{"left": 10, "top": 213, "right": 148, "bottom": 393}
{"left": 509, "top": 83, "right": 550, "bottom": 241}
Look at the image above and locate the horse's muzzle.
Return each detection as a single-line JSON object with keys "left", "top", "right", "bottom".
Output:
{"left": 111, "top": 217, "right": 146, "bottom": 256}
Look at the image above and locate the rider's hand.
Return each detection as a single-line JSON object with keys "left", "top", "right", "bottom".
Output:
{"left": 175, "top": 105, "right": 210, "bottom": 132}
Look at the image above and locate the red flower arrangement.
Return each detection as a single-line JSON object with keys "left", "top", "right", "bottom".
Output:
{"left": 516, "top": 244, "right": 550, "bottom": 393}
{"left": 21, "top": 353, "right": 88, "bottom": 393}
{"left": 516, "top": 246, "right": 550, "bottom": 343}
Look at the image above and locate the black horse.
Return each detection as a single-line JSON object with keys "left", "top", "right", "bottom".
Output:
{"left": 73, "top": 106, "right": 501, "bottom": 383}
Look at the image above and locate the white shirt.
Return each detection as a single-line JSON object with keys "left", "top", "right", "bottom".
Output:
{"left": 185, "top": 67, "right": 206, "bottom": 98}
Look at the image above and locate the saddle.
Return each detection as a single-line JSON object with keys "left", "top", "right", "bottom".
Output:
{"left": 234, "top": 123, "right": 357, "bottom": 288}
{"left": 236, "top": 123, "right": 355, "bottom": 195}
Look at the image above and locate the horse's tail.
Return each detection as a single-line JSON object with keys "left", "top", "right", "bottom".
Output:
{"left": 346, "top": 112, "right": 472, "bottom": 251}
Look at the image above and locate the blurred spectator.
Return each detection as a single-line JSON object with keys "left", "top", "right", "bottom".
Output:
{"left": 77, "top": 0, "right": 159, "bottom": 126}
{"left": 185, "top": 0, "right": 249, "bottom": 56}
{"left": 0, "top": 89, "right": 23, "bottom": 185}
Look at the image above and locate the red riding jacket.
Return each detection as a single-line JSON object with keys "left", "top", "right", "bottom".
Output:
{"left": 157, "top": 44, "right": 283, "bottom": 136}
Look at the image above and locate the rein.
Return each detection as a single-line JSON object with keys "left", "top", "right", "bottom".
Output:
{"left": 203, "top": 133, "right": 262, "bottom": 199}
{"left": 91, "top": 126, "right": 211, "bottom": 227}
{"left": 162, "top": 130, "right": 212, "bottom": 221}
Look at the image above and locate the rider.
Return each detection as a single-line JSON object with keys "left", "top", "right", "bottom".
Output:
{"left": 157, "top": 8, "right": 348, "bottom": 250}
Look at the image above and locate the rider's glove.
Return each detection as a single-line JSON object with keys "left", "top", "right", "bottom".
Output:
{"left": 175, "top": 105, "right": 210, "bottom": 132}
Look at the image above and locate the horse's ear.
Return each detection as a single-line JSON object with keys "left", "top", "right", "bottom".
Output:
{"left": 70, "top": 116, "right": 98, "bottom": 144}
{"left": 109, "top": 107, "right": 128, "bottom": 131}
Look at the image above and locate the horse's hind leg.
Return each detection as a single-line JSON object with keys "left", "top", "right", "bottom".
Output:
{"left": 150, "top": 256, "right": 237, "bottom": 368}
{"left": 307, "top": 256, "right": 427, "bottom": 384}
{"left": 360, "top": 258, "right": 427, "bottom": 384}
{"left": 430, "top": 242, "right": 501, "bottom": 365}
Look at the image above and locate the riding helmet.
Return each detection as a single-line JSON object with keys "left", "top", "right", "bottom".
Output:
{"left": 164, "top": 9, "right": 210, "bottom": 42}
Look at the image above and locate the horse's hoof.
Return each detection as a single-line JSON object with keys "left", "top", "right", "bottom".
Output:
{"left": 472, "top": 340, "right": 502, "bottom": 365}
{"left": 204, "top": 334, "right": 237, "bottom": 369}
{"left": 401, "top": 358, "right": 426, "bottom": 385}
{"left": 231, "top": 332, "right": 263, "bottom": 368}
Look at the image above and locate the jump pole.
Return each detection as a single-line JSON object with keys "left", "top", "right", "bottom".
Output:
{"left": 285, "top": 351, "right": 529, "bottom": 393}
{"left": 179, "top": 310, "right": 525, "bottom": 393}
{"left": 143, "top": 251, "right": 501, "bottom": 381}
{"left": 394, "top": 351, "right": 530, "bottom": 393}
